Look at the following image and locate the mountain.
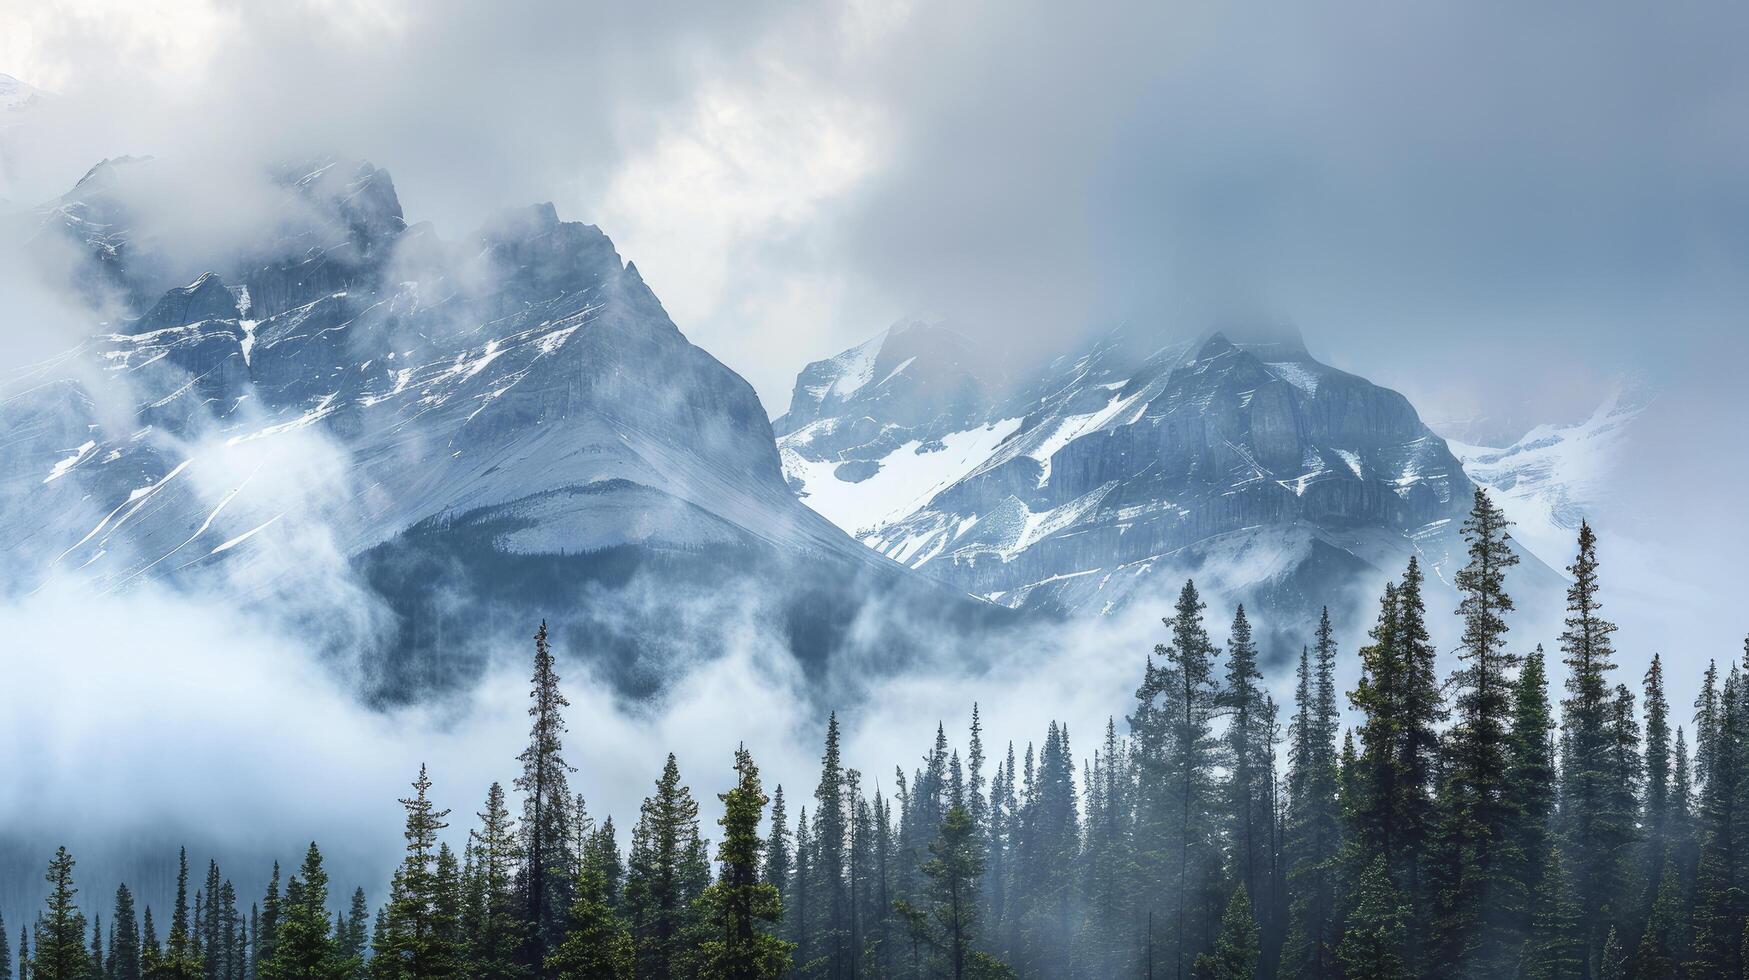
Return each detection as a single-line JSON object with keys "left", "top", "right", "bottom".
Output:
{"left": 1, "top": 156, "right": 1003, "bottom": 702}
{"left": 1445, "top": 379, "right": 1652, "bottom": 571}
{"left": 778, "top": 320, "right": 1563, "bottom": 651}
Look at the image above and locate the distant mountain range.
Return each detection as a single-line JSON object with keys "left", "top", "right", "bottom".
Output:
{"left": 777, "top": 319, "right": 1570, "bottom": 656}
{"left": 0, "top": 156, "right": 1001, "bottom": 702}
{"left": 2, "top": 150, "right": 1600, "bottom": 696}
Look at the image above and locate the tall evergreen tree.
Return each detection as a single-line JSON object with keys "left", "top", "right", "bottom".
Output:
{"left": 35, "top": 847, "right": 89, "bottom": 980}
{"left": 623, "top": 753, "right": 710, "bottom": 979}
{"left": 1429, "top": 488, "right": 1524, "bottom": 976}
{"left": 1555, "top": 519, "right": 1626, "bottom": 969}
{"left": 545, "top": 859, "right": 633, "bottom": 980}
{"left": 375, "top": 765, "right": 462, "bottom": 980}
{"left": 1521, "top": 847, "right": 1583, "bottom": 980}
{"left": 763, "top": 786, "right": 791, "bottom": 903}
{"left": 810, "top": 713, "right": 850, "bottom": 979}
{"left": 469, "top": 781, "right": 526, "bottom": 980}
{"left": 1337, "top": 858, "right": 1408, "bottom": 980}
{"left": 1220, "top": 605, "right": 1274, "bottom": 944}
{"left": 259, "top": 844, "right": 347, "bottom": 980}
{"left": 1280, "top": 608, "right": 1343, "bottom": 980}
{"left": 1505, "top": 647, "right": 1556, "bottom": 910}
{"left": 1129, "top": 580, "right": 1222, "bottom": 979}
{"left": 112, "top": 884, "right": 142, "bottom": 980}
{"left": 516, "top": 621, "right": 577, "bottom": 971}
{"left": 1194, "top": 888, "right": 1259, "bottom": 980}
{"left": 698, "top": 746, "right": 793, "bottom": 979}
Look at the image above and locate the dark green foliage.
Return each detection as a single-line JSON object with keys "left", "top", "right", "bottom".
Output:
{"left": 624, "top": 753, "right": 710, "bottom": 978}
{"left": 36, "top": 847, "right": 90, "bottom": 980}
{"left": 260, "top": 844, "right": 348, "bottom": 980}
{"left": 1337, "top": 858, "right": 1408, "bottom": 980}
{"left": 697, "top": 746, "right": 793, "bottom": 979}
{"left": 1280, "top": 609, "right": 1343, "bottom": 980}
{"left": 1430, "top": 488, "right": 1525, "bottom": 976}
{"left": 1193, "top": 887, "right": 1259, "bottom": 980}
{"left": 468, "top": 781, "right": 528, "bottom": 980}
{"left": 516, "top": 621, "right": 578, "bottom": 971}
{"left": 1522, "top": 847, "right": 1584, "bottom": 980}
{"left": 111, "top": 885, "right": 142, "bottom": 980}
{"left": 544, "top": 863, "right": 633, "bottom": 980}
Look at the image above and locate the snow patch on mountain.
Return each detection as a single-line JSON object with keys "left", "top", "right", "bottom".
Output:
{"left": 1450, "top": 380, "right": 1650, "bottom": 571}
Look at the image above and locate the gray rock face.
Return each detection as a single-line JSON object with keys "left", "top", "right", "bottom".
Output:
{"left": 2, "top": 157, "right": 1000, "bottom": 702}
{"left": 779, "top": 321, "right": 1545, "bottom": 647}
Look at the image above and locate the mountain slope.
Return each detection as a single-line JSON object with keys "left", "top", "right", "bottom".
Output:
{"left": 1, "top": 158, "right": 1002, "bottom": 701}
{"left": 779, "top": 322, "right": 1561, "bottom": 649}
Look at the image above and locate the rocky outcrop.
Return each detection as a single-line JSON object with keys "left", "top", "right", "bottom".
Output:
{"left": 2, "top": 156, "right": 1005, "bottom": 702}
{"left": 778, "top": 320, "right": 1528, "bottom": 648}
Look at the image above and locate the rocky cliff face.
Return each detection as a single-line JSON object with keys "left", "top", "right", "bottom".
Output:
{"left": 1, "top": 157, "right": 1000, "bottom": 701}
{"left": 779, "top": 321, "right": 1553, "bottom": 648}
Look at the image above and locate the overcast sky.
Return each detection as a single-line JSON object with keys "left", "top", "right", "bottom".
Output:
{"left": 3, "top": 0, "right": 1747, "bottom": 667}
{"left": 4, "top": 0, "right": 1745, "bottom": 423}
{"left": 4, "top": 0, "right": 1749, "bottom": 908}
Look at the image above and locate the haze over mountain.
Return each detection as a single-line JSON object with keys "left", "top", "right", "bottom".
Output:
{"left": 777, "top": 319, "right": 1569, "bottom": 657}
{"left": 1, "top": 154, "right": 1005, "bottom": 704}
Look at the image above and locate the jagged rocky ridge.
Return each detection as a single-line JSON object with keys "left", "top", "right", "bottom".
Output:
{"left": 778, "top": 320, "right": 1564, "bottom": 651}
{"left": 1, "top": 157, "right": 1004, "bottom": 701}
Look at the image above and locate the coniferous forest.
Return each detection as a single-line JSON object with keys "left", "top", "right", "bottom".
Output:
{"left": 9, "top": 489, "right": 1745, "bottom": 980}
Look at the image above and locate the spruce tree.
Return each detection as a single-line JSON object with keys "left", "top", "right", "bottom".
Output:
{"left": 0, "top": 915, "right": 8, "bottom": 980}
{"left": 257, "top": 864, "right": 281, "bottom": 976}
{"left": 763, "top": 786, "right": 791, "bottom": 903}
{"left": 1220, "top": 606, "right": 1274, "bottom": 940}
{"left": 623, "top": 753, "right": 710, "bottom": 979}
{"left": 1281, "top": 608, "right": 1343, "bottom": 980}
{"left": 111, "top": 884, "right": 141, "bottom": 980}
{"left": 810, "top": 713, "right": 850, "bottom": 980}
{"left": 35, "top": 847, "right": 89, "bottom": 980}
{"left": 376, "top": 765, "right": 463, "bottom": 980}
{"left": 259, "top": 844, "right": 346, "bottom": 980}
{"left": 1632, "top": 862, "right": 1682, "bottom": 978}
{"left": 1556, "top": 519, "right": 1626, "bottom": 968}
{"left": 516, "top": 621, "right": 577, "bottom": 971}
{"left": 1430, "top": 488, "right": 1524, "bottom": 976}
{"left": 468, "top": 781, "right": 526, "bottom": 980}
{"left": 1130, "top": 580, "right": 1222, "bottom": 979}
{"left": 162, "top": 850, "right": 202, "bottom": 980}
{"left": 1505, "top": 647, "right": 1556, "bottom": 909}
{"left": 1193, "top": 887, "right": 1259, "bottom": 980}
{"left": 1521, "top": 847, "right": 1583, "bottom": 980}
{"left": 545, "top": 858, "right": 633, "bottom": 980}
{"left": 698, "top": 746, "right": 793, "bottom": 979}
{"left": 1336, "top": 858, "right": 1408, "bottom": 980}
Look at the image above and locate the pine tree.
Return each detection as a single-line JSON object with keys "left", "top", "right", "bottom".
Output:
{"left": 1430, "top": 488, "right": 1524, "bottom": 976}
{"left": 336, "top": 890, "right": 367, "bottom": 980}
{"left": 1220, "top": 606, "right": 1274, "bottom": 942}
{"left": 1336, "top": 858, "right": 1408, "bottom": 980}
{"left": 1193, "top": 888, "right": 1259, "bottom": 980}
{"left": 697, "top": 746, "right": 793, "bottom": 979}
{"left": 1280, "top": 608, "right": 1343, "bottom": 980}
{"left": 160, "top": 849, "right": 202, "bottom": 980}
{"left": 1556, "top": 519, "right": 1626, "bottom": 969}
{"left": 257, "top": 864, "right": 281, "bottom": 976}
{"left": 1505, "top": 647, "right": 1556, "bottom": 909}
{"left": 142, "top": 910, "right": 160, "bottom": 979}
{"left": 259, "top": 844, "right": 347, "bottom": 980}
{"left": 0, "top": 915, "right": 9, "bottom": 980}
{"left": 112, "top": 884, "right": 142, "bottom": 980}
{"left": 468, "top": 781, "right": 526, "bottom": 980}
{"left": 1130, "top": 580, "right": 1222, "bottom": 979}
{"left": 1082, "top": 717, "right": 1134, "bottom": 978}
{"left": 33, "top": 847, "right": 89, "bottom": 980}
{"left": 1632, "top": 862, "right": 1682, "bottom": 979}
{"left": 545, "top": 858, "right": 633, "bottom": 980}
{"left": 895, "top": 805, "right": 1004, "bottom": 980}
{"left": 376, "top": 765, "right": 463, "bottom": 980}
{"left": 810, "top": 713, "right": 850, "bottom": 980}
{"left": 790, "top": 808, "right": 813, "bottom": 970}
{"left": 1521, "top": 847, "right": 1583, "bottom": 980}
{"left": 516, "top": 621, "right": 577, "bottom": 971}
{"left": 763, "top": 786, "right": 791, "bottom": 904}
{"left": 623, "top": 753, "right": 710, "bottom": 979}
